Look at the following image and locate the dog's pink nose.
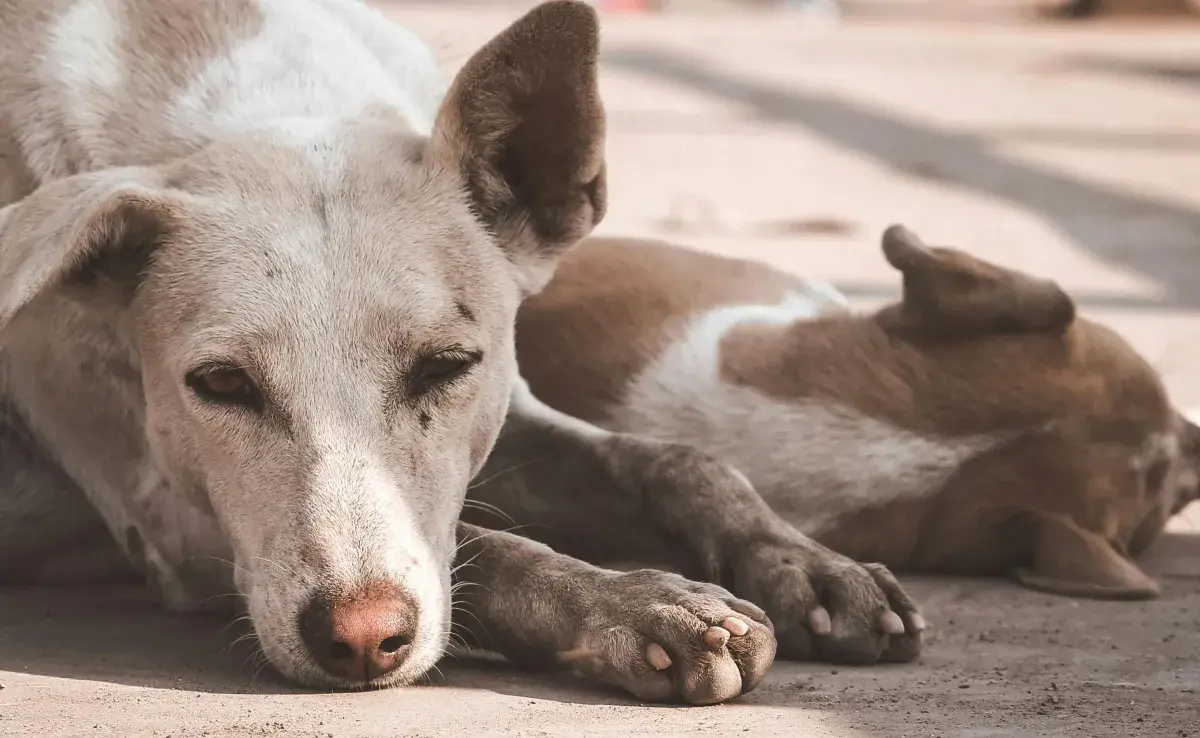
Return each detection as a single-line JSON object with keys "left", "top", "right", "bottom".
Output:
{"left": 299, "top": 584, "right": 417, "bottom": 683}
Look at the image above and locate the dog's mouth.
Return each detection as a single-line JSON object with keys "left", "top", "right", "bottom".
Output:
{"left": 250, "top": 617, "right": 446, "bottom": 691}
{"left": 238, "top": 565, "right": 450, "bottom": 691}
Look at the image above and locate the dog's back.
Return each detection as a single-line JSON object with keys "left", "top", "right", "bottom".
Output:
{"left": 0, "top": 0, "right": 444, "bottom": 196}
{"left": 517, "top": 229, "right": 1200, "bottom": 599}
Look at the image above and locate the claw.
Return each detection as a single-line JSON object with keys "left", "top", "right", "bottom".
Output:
{"left": 879, "top": 610, "right": 906, "bottom": 635}
{"left": 646, "top": 642, "right": 672, "bottom": 670}
{"left": 809, "top": 607, "right": 832, "bottom": 635}
{"left": 702, "top": 626, "right": 731, "bottom": 651}
{"left": 722, "top": 616, "right": 749, "bottom": 636}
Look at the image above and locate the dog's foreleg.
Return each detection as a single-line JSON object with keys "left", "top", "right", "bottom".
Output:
{"left": 450, "top": 521, "right": 775, "bottom": 704}
{"left": 465, "top": 377, "right": 925, "bottom": 665}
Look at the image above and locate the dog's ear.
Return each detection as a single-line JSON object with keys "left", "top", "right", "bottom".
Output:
{"left": 880, "top": 224, "right": 1076, "bottom": 341}
{"left": 430, "top": 0, "right": 605, "bottom": 296}
{"left": 1183, "top": 415, "right": 1200, "bottom": 455}
{"left": 0, "top": 167, "right": 178, "bottom": 335}
{"left": 1177, "top": 414, "right": 1200, "bottom": 513}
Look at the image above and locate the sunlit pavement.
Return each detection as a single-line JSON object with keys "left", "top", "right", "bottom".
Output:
{"left": 1, "top": 4, "right": 1197, "bottom": 737}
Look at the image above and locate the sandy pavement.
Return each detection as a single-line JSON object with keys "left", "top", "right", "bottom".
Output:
{"left": 2, "top": 3, "right": 1199, "bottom": 736}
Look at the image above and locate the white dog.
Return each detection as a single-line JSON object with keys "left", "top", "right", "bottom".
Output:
{"left": 0, "top": 0, "right": 923, "bottom": 704}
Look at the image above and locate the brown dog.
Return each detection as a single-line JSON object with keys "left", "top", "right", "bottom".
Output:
{"left": 516, "top": 225, "right": 1200, "bottom": 600}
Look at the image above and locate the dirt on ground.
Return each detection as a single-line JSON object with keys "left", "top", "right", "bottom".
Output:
{"left": 1, "top": 516, "right": 1197, "bottom": 738}
{"left": 3, "top": 2, "right": 1200, "bottom": 736}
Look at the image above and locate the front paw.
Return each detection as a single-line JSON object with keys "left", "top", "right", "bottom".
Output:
{"left": 735, "top": 536, "right": 926, "bottom": 665}
{"left": 559, "top": 569, "right": 776, "bottom": 705}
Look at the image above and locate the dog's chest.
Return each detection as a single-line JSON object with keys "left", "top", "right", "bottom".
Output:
{"left": 605, "top": 296, "right": 1000, "bottom": 531}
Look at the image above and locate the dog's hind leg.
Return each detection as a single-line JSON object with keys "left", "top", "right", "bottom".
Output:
{"left": 467, "top": 377, "right": 925, "bottom": 666}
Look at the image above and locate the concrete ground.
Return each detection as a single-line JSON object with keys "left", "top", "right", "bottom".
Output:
{"left": 2, "top": 3, "right": 1199, "bottom": 736}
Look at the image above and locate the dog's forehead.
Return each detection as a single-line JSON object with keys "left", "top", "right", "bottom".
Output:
{"left": 151, "top": 125, "right": 513, "bottom": 352}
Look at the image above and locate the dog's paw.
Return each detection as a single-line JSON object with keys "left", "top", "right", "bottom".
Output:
{"left": 559, "top": 569, "right": 776, "bottom": 705}
{"left": 734, "top": 537, "right": 925, "bottom": 664}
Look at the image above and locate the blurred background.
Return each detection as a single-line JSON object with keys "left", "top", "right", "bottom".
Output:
{"left": 383, "top": 0, "right": 1200, "bottom": 415}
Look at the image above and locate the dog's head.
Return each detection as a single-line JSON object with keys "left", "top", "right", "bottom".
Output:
{"left": 875, "top": 225, "right": 1198, "bottom": 547}
{"left": 0, "top": 1, "right": 603, "bottom": 689}
{"left": 1173, "top": 413, "right": 1200, "bottom": 516}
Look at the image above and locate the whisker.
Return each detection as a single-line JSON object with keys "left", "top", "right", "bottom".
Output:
{"left": 251, "top": 556, "right": 300, "bottom": 578}
{"left": 429, "top": 663, "right": 446, "bottom": 684}
{"left": 460, "top": 499, "right": 516, "bottom": 528}
{"left": 446, "top": 630, "right": 471, "bottom": 653}
{"left": 450, "top": 604, "right": 488, "bottom": 637}
{"left": 466, "top": 454, "right": 556, "bottom": 492}
{"left": 451, "top": 549, "right": 483, "bottom": 574}
{"left": 453, "top": 525, "right": 537, "bottom": 560}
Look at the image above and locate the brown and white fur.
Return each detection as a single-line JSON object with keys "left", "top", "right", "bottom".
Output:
{"left": 517, "top": 226, "right": 1200, "bottom": 600}
{"left": 0, "top": 0, "right": 931, "bottom": 706}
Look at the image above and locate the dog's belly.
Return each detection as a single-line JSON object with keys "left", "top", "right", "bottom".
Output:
{"left": 603, "top": 299, "right": 1001, "bottom": 536}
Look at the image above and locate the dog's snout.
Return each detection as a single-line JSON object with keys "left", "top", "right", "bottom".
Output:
{"left": 298, "top": 584, "right": 418, "bottom": 684}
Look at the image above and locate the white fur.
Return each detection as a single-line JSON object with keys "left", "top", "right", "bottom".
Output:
{"left": 168, "top": 0, "right": 443, "bottom": 142}
{"left": 608, "top": 295, "right": 1000, "bottom": 533}
{"left": 47, "top": 0, "right": 123, "bottom": 92}
{"left": 0, "top": 0, "right": 475, "bottom": 690}
{"left": 31, "top": 0, "right": 125, "bottom": 177}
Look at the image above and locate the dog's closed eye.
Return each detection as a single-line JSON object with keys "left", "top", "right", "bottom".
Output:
{"left": 186, "top": 365, "right": 263, "bottom": 411}
{"left": 408, "top": 349, "right": 482, "bottom": 398}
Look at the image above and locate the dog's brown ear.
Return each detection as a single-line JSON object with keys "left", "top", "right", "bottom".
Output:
{"left": 0, "top": 167, "right": 178, "bottom": 334}
{"left": 880, "top": 224, "right": 1076, "bottom": 340}
{"left": 1176, "top": 414, "right": 1200, "bottom": 512}
{"left": 430, "top": 0, "right": 606, "bottom": 296}
{"left": 1013, "top": 514, "right": 1160, "bottom": 600}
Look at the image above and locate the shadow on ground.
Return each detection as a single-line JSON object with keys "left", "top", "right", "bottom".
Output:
{"left": 602, "top": 45, "right": 1200, "bottom": 310}
{"left": 1, "top": 529, "right": 1198, "bottom": 737}
{"left": 1052, "top": 54, "right": 1200, "bottom": 92}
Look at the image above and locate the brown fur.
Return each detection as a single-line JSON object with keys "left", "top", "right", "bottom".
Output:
{"left": 516, "top": 237, "right": 819, "bottom": 421}
{"left": 517, "top": 226, "right": 1200, "bottom": 599}
{"left": 430, "top": 2, "right": 607, "bottom": 296}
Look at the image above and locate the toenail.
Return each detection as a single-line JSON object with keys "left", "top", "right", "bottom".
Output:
{"left": 702, "top": 626, "right": 731, "bottom": 650}
{"left": 722, "top": 616, "right": 749, "bottom": 636}
{"left": 646, "top": 642, "right": 672, "bottom": 670}
{"left": 911, "top": 613, "right": 927, "bottom": 632}
{"left": 880, "top": 610, "right": 906, "bottom": 634}
{"left": 809, "top": 607, "right": 832, "bottom": 635}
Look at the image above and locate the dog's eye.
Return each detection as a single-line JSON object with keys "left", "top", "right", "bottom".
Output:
{"left": 409, "top": 351, "right": 481, "bottom": 395}
{"left": 186, "top": 366, "right": 261, "bottom": 410}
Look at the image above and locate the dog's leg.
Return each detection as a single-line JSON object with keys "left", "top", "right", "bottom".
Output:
{"left": 452, "top": 521, "right": 775, "bottom": 705}
{"left": 466, "top": 378, "right": 924, "bottom": 665}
